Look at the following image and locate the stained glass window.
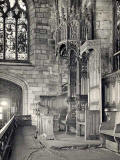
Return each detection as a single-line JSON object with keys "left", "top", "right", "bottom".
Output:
{"left": 0, "top": 0, "right": 29, "bottom": 62}
{"left": 115, "top": 0, "right": 120, "bottom": 52}
{"left": 0, "top": 15, "right": 3, "bottom": 60}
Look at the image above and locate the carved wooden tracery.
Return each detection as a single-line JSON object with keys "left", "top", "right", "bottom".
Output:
{"left": 81, "top": 53, "right": 88, "bottom": 79}
{"left": 55, "top": 0, "right": 94, "bottom": 125}
{"left": 68, "top": 20, "right": 79, "bottom": 40}
{"left": 69, "top": 49, "right": 77, "bottom": 97}
{"left": 55, "top": 1, "right": 94, "bottom": 103}
{"left": 55, "top": 0, "right": 94, "bottom": 56}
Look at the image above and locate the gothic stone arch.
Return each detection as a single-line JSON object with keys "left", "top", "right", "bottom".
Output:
{"left": 0, "top": 71, "right": 28, "bottom": 115}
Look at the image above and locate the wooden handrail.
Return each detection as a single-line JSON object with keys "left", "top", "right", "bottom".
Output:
{"left": 0, "top": 116, "right": 15, "bottom": 139}
{"left": 0, "top": 115, "right": 31, "bottom": 159}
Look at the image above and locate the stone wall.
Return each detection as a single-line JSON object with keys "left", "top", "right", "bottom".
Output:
{"left": 0, "top": 0, "right": 116, "bottom": 127}
{"left": 0, "top": 0, "right": 59, "bottom": 125}
{"left": 95, "top": 0, "right": 113, "bottom": 75}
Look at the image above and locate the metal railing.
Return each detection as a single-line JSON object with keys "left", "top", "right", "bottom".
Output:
{"left": 0, "top": 116, "right": 16, "bottom": 160}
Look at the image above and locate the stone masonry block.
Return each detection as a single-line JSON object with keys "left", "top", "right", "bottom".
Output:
{"left": 24, "top": 74, "right": 33, "bottom": 79}
{"left": 35, "top": 60, "right": 44, "bottom": 66}
{"left": 100, "top": 21, "right": 112, "bottom": 30}
{"left": 39, "top": 29, "right": 47, "bottom": 34}
{"left": 39, "top": 34, "right": 48, "bottom": 39}
{"left": 96, "top": 21, "right": 100, "bottom": 29}
{"left": 31, "top": 87, "right": 43, "bottom": 91}
{"left": 29, "top": 82, "right": 39, "bottom": 87}
{"left": 32, "top": 91, "right": 42, "bottom": 95}
{"left": 43, "top": 12, "right": 49, "bottom": 18}
{"left": 100, "top": 39, "right": 112, "bottom": 46}
{"left": 35, "top": 38, "right": 48, "bottom": 44}
{"left": 41, "top": 50, "right": 47, "bottom": 54}
{"left": 27, "top": 79, "right": 35, "bottom": 83}
{"left": 96, "top": 29, "right": 112, "bottom": 39}
{"left": 96, "top": 11, "right": 113, "bottom": 21}
{"left": 36, "top": 12, "right": 44, "bottom": 18}
{"left": 39, "top": 7, "right": 48, "bottom": 13}
{"left": 96, "top": 0, "right": 112, "bottom": 11}
{"left": 42, "top": 26, "right": 50, "bottom": 30}
{"left": 37, "top": 54, "right": 48, "bottom": 60}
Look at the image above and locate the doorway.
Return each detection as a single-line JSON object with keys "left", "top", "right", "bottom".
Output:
{"left": 0, "top": 78, "right": 22, "bottom": 127}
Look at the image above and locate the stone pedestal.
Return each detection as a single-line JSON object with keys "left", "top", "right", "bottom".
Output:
{"left": 40, "top": 115, "right": 54, "bottom": 140}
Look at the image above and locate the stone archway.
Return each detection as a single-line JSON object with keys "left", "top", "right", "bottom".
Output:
{"left": 0, "top": 71, "right": 28, "bottom": 115}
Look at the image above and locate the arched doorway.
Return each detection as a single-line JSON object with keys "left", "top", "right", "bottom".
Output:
{"left": 0, "top": 78, "right": 22, "bottom": 127}
{"left": 0, "top": 72, "right": 28, "bottom": 115}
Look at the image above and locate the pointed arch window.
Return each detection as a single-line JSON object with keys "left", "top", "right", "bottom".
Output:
{"left": 113, "top": 0, "right": 120, "bottom": 71}
{"left": 114, "top": 0, "right": 120, "bottom": 52}
{"left": 0, "top": 0, "right": 29, "bottom": 62}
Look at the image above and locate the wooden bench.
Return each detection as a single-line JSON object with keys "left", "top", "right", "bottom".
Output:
{"left": 100, "top": 121, "right": 120, "bottom": 153}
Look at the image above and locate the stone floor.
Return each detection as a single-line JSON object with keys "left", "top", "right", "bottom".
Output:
{"left": 10, "top": 126, "right": 42, "bottom": 160}
{"left": 10, "top": 126, "right": 120, "bottom": 160}
{"left": 39, "top": 132, "right": 101, "bottom": 150}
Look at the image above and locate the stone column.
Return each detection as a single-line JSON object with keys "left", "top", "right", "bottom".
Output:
{"left": 95, "top": 0, "right": 113, "bottom": 74}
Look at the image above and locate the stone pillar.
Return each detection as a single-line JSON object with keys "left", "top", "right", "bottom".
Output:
{"left": 95, "top": 0, "right": 113, "bottom": 74}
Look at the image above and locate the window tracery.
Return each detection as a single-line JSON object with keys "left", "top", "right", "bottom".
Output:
{"left": 0, "top": 0, "right": 28, "bottom": 62}
{"left": 115, "top": 0, "right": 120, "bottom": 52}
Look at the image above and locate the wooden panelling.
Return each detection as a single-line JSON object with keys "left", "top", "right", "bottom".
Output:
{"left": 106, "top": 140, "right": 118, "bottom": 152}
{"left": 86, "top": 110, "right": 100, "bottom": 140}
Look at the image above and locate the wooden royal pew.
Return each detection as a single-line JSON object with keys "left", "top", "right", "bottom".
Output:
{"left": 100, "top": 111, "right": 120, "bottom": 153}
